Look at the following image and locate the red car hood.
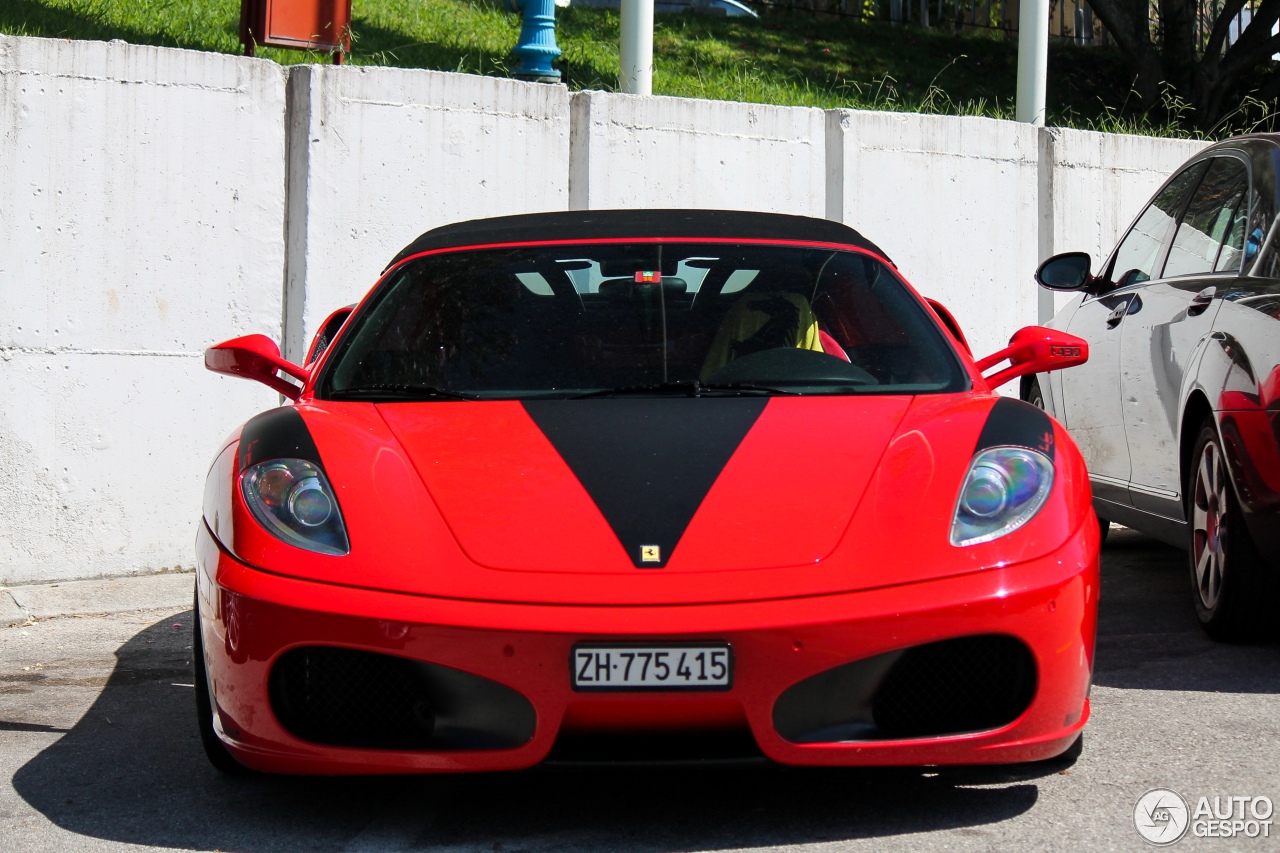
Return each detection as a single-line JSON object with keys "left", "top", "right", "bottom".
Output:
{"left": 227, "top": 394, "right": 1087, "bottom": 605}
{"left": 377, "top": 396, "right": 911, "bottom": 575}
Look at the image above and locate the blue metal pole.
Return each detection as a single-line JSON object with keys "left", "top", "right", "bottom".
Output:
{"left": 510, "top": 0, "right": 562, "bottom": 82}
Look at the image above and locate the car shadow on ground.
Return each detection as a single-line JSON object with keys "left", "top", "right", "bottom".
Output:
{"left": 10, "top": 612, "right": 1058, "bottom": 852}
{"left": 1091, "top": 527, "right": 1280, "bottom": 693}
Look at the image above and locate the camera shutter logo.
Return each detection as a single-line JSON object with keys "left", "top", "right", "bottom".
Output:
{"left": 1135, "top": 789, "right": 1190, "bottom": 845}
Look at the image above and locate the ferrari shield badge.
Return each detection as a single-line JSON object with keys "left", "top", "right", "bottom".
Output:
{"left": 640, "top": 545, "right": 661, "bottom": 563}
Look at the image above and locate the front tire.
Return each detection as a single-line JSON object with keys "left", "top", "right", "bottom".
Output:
{"left": 1187, "top": 418, "right": 1276, "bottom": 641}
{"left": 1053, "top": 732, "right": 1084, "bottom": 766}
{"left": 1024, "top": 379, "right": 1046, "bottom": 411}
{"left": 193, "top": 589, "right": 251, "bottom": 774}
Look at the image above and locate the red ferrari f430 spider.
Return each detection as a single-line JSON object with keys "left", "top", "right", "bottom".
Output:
{"left": 196, "top": 210, "right": 1096, "bottom": 774}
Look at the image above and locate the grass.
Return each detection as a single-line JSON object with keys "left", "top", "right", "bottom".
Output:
{"left": 1, "top": 0, "right": 1260, "bottom": 137}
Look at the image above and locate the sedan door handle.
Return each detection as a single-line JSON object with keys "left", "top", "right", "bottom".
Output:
{"left": 1187, "top": 286, "right": 1216, "bottom": 316}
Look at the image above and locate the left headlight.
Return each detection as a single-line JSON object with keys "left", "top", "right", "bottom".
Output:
{"left": 241, "top": 458, "right": 350, "bottom": 555}
{"left": 950, "top": 446, "right": 1054, "bottom": 547}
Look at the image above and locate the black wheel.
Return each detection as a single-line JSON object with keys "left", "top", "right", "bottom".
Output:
{"left": 1187, "top": 417, "right": 1276, "bottom": 641}
{"left": 1096, "top": 515, "right": 1111, "bottom": 545}
{"left": 1053, "top": 732, "right": 1084, "bottom": 766}
{"left": 193, "top": 589, "right": 252, "bottom": 774}
{"left": 1024, "top": 380, "right": 1046, "bottom": 411}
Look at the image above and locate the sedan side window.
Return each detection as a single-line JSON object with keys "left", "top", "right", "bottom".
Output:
{"left": 1255, "top": 232, "right": 1280, "bottom": 279}
{"left": 1214, "top": 201, "right": 1249, "bottom": 273}
{"left": 1109, "top": 164, "right": 1206, "bottom": 287}
{"left": 1164, "top": 158, "right": 1250, "bottom": 277}
{"left": 1243, "top": 175, "right": 1276, "bottom": 277}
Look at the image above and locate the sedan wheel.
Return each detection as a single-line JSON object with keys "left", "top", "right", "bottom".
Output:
{"left": 1025, "top": 382, "right": 1045, "bottom": 411}
{"left": 1188, "top": 418, "right": 1275, "bottom": 640}
{"left": 1191, "top": 437, "right": 1228, "bottom": 610}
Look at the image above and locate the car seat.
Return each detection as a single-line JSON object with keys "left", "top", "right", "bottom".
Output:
{"left": 700, "top": 268, "right": 827, "bottom": 379}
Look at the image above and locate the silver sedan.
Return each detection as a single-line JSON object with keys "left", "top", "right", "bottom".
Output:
{"left": 1029, "top": 133, "right": 1280, "bottom": 641}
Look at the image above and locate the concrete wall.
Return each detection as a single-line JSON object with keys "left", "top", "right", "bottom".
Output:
{"left": 283, "top": 66, "right": 571, "bottom": 363}
{"left": 0, "top": 36, "right": 286, "bottom": 586}
{"left": 0, "top": 33, "right": 1210, "bottom": 585}
{"left": 827, "top": 110, "right": 1045, "bottom": 359}
{"left": 1048, "top": 128, "right": 1208, "bottom": 312}
{"left": 569, "top": 92, "right": 825, "bottom": 215}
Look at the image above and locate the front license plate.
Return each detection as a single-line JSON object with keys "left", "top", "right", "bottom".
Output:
{"left": 571, "top": 644, "right": 733, "bottom": 691}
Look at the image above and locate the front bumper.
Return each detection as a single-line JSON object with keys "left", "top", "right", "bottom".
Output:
{"left": 195, "top": 519, "right": 1099, "bottom": 775}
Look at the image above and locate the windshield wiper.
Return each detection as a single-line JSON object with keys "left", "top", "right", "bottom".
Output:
{"left": 571, "top": 380, "right": 799, "bottom": 400}
{"left": 328, "top": 383, "right": 480, "bottom": 402}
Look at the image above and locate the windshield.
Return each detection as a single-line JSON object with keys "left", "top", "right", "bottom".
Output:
{"left": 319, "top": 242, "right": 968, "bottom": 400}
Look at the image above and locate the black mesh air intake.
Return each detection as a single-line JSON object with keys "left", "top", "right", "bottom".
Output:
{"left": 870, "top": 635, "right": 1036, "bottom": 738}
{"left": 270, "top": 646, "right": 536, "bottom": 751}
{"left": 773, "top": 634, "right": 1037, "bottom": 743}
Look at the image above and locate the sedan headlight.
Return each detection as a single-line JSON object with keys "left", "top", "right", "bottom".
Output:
{"left": 241, "top": 458, "right": 350, "bottom": 555}
{"left": 950, "top": 447, "right": 1054, "bottom": 547}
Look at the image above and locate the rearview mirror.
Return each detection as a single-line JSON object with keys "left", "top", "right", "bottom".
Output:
{"left": 974, "top": 326, "right": 1089, "bottom": 390}
{"left": 205, "top": 334, "right": 310, "bottom": 400}
{"left": 1035, "top": 252, "right": 1093, "bottom": 291}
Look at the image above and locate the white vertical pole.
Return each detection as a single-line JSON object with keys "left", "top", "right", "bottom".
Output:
{"left": 1015, "top": 0, "right": 1050, "bottom": 125}
{"left": 619, "top": 0, "right": 653, "bottom": 95}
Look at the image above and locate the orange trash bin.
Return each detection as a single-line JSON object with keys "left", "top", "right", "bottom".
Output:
{"left": 240, "top": 0, "right": 352, "bottom": 63}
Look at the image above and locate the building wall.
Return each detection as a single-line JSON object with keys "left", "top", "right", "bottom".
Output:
{"left": 826, "top": 110, "right": 1045, "bottom": 359}
{"left": 283, "top": 66, "right": 571, "bottom": 364}
{"left": 568, "top": 91, "right": 826, "bottom": 215}
{"left": 0, "top": 36, "right": 286, "bottom": 585}
{"left": 0, "top": 34, "right": 1209, "bottom": 585}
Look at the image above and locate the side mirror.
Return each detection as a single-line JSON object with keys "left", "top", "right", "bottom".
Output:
{"left": 306, "top": 306, "right": 354, "bottom": 366}
{"left": 205, "top": 334, "right": 310, "bottom": 400}
{"left": 1035, "top": 252, "right": 1094, "bottom": 291}
{"left": 974, "top": 326, "right": 1089, "bottom": 390}
{"left": 1116, "top": 268, "right": 1150, "bottom": 289}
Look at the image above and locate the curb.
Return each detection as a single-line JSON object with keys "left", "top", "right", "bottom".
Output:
{"left": 0, "top": 572, "right": 195, "bottom": 628}
{"left": 0, "top": 590, "right": 25, "bottom": 628}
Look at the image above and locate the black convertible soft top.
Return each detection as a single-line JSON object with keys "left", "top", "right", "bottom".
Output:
{"left": 385, "top": 209, "right": 890, "bottom": 271}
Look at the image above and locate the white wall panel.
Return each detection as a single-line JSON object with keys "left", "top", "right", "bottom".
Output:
{"left": 284, "top": 66, "right": 570, "bottom": 362}
{"left": 0, "top": 35, "right": 284, "bottom": 585}
{"left": 570, "top": 91, "right": 825, "bottom": 216}
{"left": 827, "top": 110, "right": 1043, "bottom": 360}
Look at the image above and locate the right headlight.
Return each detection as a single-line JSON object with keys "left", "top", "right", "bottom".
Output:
{"left": 950, "top": 446, "right": 1054, "bottom": 547}
{"left": 241, "top": 458, "right": 350, "bottom": 555}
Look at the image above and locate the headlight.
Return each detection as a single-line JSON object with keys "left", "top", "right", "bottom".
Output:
{"left": 950, "top": 447, "right": 1054, "bottom": 547}
{"left": 241, "top": 458, "right": 350, "bottom": 555}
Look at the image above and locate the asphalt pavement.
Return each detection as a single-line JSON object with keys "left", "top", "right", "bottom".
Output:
{"left": 2, "top": 529, "right": 1278, "bottom": 852}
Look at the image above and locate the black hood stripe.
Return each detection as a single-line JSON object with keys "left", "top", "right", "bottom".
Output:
{"left": 238, "top": 406, "right": 323, "bottom": 471}
{"left": 522, "top": 398, "right": 768, "bottom": 568}
{"left": 975, "top": 397, "right": 1056, "bottom": 460}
